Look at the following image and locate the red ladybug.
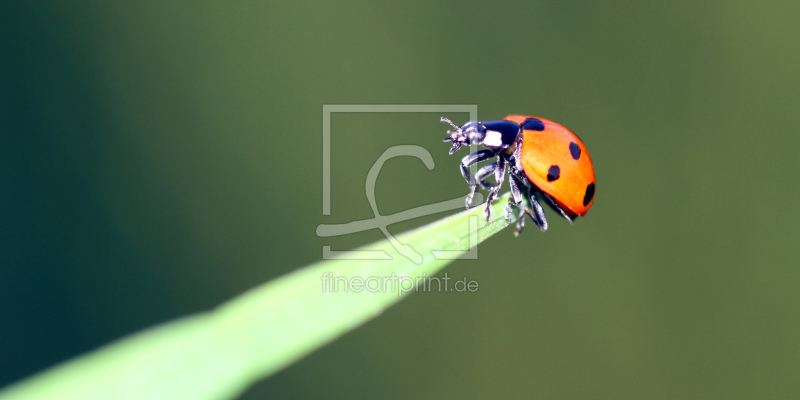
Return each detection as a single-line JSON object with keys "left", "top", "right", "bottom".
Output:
{"left": 442, "top": 115, "right": 595, "bottom": 235}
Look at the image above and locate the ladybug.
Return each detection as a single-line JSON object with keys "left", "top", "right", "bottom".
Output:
{"left": 442, "top": 115, "right": 595, "bottom": 235}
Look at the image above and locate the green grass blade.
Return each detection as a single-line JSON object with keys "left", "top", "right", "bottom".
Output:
{"left": 0, "top": 193, "right": 517, "bottom": 400}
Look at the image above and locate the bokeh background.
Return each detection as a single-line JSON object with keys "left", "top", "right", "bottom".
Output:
{"left": 3, "top": 1, "right": 800, "bottom": 398}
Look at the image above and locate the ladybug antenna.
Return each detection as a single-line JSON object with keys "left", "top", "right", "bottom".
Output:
{"left": 440, "top": 116, "right": 460, "bottom": 131}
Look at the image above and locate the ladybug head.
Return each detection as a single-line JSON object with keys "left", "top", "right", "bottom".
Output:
{"left": 441, "top": 117, "right": 486, "bottom": 154}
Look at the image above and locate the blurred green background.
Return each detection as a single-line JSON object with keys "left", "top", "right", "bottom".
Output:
{"left": 3, "top": 0, "right": 800, "bottom": 398}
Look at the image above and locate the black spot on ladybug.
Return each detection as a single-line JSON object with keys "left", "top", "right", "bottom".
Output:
{"left": 583, "top": 183, "right": 595, "bottom": 206}
{"left": 569, "top": 142, "right": 581, "bottom": 160}
{"left": 522, "top": 118, "right": 545, "bottom": 131}
{"left": 547, "top": 165, "right": 560, "bottom": 182}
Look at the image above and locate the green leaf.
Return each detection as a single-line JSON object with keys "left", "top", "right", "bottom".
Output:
{"left": 0, "top": 193, "right": 517, "bottom": 400}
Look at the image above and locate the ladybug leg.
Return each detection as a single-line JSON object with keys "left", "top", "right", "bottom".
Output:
{"left": 513, "top": 205, "right": 528, "bottom": 236}
{"left": 507, "top": 154, "right": 529, "bottom": 205}
{"left": 459, "top": 149, "right": 496, "bottom": 208}
{"left": 474, "top": 162, "right": 498, "bottom": 191}
{"left": 505, "top": 175, "right": 525, "bottom": 220}
{"left": 539, "top": 191, "right": 574, "bottom": 224}
{"left": 509, "top": 176, "right": 524, "bottom": 204}
{"left": 506, "top": 163, "right": 547, "bottom": 232}
{"left": 525, "top": 189, "right": 548, "bottom": 232}
{"left": 483, "top": 155, "right": 507, "bottom": 221}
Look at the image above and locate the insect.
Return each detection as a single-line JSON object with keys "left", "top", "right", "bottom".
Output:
{"left": 442, "top": 115, "right": 595, "bottom": 235}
